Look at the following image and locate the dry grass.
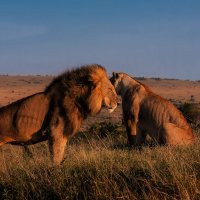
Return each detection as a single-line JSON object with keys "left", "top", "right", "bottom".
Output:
{"left": 1, "top": 76, "right": 200, "bottom": 199}
{"left": 0, "top": 122, "right": 200, "bottom": 200}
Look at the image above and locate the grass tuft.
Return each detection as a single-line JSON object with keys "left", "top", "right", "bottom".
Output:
{"left": 0, "top": 122, "right": 200, "bottom": 199}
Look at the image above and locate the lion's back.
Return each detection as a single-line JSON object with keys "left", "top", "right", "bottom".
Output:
{"left": 0, "top": 93, "right": 50, "bottom": 140}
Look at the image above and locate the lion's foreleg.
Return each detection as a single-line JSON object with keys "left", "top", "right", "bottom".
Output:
{"left": 49, "top": 135, "right": 68, "bottom": 165}
{"left": 49, "top": 117, "right": 68, "bottom": 165}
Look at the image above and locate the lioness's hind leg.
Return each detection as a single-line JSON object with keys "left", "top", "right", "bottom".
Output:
{"left": 162, "top": 123, "right": 194, "bottom": 145}
{"left": 137, "top": 129, "right": 147, "bottom": 146}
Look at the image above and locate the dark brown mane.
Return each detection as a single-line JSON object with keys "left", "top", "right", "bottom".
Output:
{"left": 45, "top": 64, "right": 106, "bottom": 94}
{"left": 44, "top": 64, "right": 107, "bottom": 118}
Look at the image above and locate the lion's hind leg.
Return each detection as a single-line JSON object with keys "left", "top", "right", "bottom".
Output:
{"left": 0, "top": 141, "right": 5, "bottom": 146}
{"left": 22, "top": 145, "right": 33, "bottom": 158}
{"left": 162, "top": 123, "right": 194, "bottom": 145}
{"left": 0, "top": 136, "right": 15, "bottom": 146}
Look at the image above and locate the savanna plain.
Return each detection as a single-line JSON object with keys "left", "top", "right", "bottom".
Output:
{"left": 0, "top": 75, "right": 200, "bottom": 200}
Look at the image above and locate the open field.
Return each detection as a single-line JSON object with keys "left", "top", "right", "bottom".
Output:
{"left": 1, "top": 75, "right": 200, "bottom": 107}
{"left": 0, "top": 75, "right": 200, "bottom": 199}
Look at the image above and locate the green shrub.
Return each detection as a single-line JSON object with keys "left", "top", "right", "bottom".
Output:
{"left": 178, "top": 103, "right": 200, "bottom": 129}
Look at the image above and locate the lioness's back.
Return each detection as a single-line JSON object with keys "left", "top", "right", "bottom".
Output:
{"left": 141, "top": 92, "right": 192, "bottom": 131}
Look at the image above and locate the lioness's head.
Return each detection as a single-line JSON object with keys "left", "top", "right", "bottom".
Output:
{"left": 87, "top": 66, "right": 119, "bottom": 115}
{"left": 110, "top": 72, "right": 147, "bottom": 96}
{"left": 110, "top": 72, "right": 125, "bottom": 95}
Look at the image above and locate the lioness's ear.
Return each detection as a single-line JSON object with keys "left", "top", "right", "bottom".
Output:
{"left": 112, "top": 72, "right": 119, "bottom": 79}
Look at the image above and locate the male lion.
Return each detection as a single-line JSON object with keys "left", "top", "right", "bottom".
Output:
{"left": 0, "top": 64, "right": 118, "bottom": 165}
{"left": 110, "top": 72, "right": 195, "bottom": 146}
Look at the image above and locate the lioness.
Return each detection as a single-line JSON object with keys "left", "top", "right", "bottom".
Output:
{"left": 110, "top": 72, "right": 195, "bottom": 146}
{"left": 0, "top": 64, "right": 118, "bottom": 165}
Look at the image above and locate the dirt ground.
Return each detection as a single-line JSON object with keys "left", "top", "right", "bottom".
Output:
{"left": 0, "top": 75, "right": 200, "bottom": 130}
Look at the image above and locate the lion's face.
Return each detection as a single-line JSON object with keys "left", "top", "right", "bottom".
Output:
{"left": 100, "top": 77, "right": 119, "bottom": 113}
{"left": 110, "top": 72, "right": 124, "bottom": 95}
{"left": 86, "top": 69, "right": 119, "bottom": 115}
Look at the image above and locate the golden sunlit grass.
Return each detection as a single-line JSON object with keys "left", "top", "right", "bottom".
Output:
{"left": 0, "top": 122, "right": 200, "bottom": 200}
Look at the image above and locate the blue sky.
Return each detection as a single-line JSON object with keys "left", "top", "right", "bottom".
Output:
{"left": 0, "top": 0, "right": 200, "bottom": 80}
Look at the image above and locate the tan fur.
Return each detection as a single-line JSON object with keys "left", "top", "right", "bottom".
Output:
{"left": 0, "top": 64, "right": 118, "bottom": 165}
{"left": 110, "top": 72, "right": 195, "bottom": 146}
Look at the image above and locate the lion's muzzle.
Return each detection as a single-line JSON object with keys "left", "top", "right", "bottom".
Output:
{"left": 107, "top": 104, "right": 117, "bottom": 113}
